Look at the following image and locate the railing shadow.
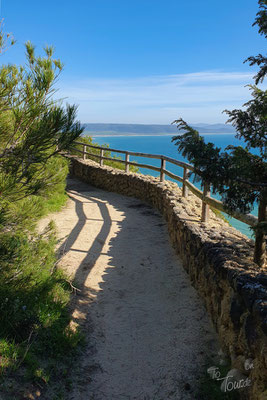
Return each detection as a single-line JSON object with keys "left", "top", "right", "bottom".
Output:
{"left": 57, "top": 179, "right": 121, "bottom": 332}
{"left": 62, "top": 177, "right": 220, "bottom": 399}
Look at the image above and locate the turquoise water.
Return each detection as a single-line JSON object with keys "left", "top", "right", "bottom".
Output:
{"left": 92, "top": 134, "right": 257, "bottom": 239}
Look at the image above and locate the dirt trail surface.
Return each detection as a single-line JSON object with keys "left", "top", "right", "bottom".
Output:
{"left": 39, "top": 177, "right": 219, "bottom": 400}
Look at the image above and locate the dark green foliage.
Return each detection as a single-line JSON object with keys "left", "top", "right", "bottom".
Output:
{"left": 0, "top": 42, "right": 84, "bottom": 203}
{"left": 0, "top": 228, "right": 61, "bottom": 341}
{"left": 246, "top": 54, "right": 267, "bottom": 85}
{"left": 0, "top": 155, "right": 69, "bottom": 232}
{"left": 253, "top": 0, "right": 267, "bottom": 37}
{"left": 224, "top": 86, "right": 267, "bottom": 157}
{"left": 172, "top": 119, "right": 266, "bottom": 215}
{"left": 245, "top": 0, "right": 267, "bottom": 84}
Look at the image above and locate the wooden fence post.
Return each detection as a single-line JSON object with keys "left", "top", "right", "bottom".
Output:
{"left": 182, "top": 168, "right": 189, "bottom": 197}
{"left": 100, "top": 149, "right": 104, "bottom": 166}
{"left": 83, "top": 145, "right": 86, "bottom": 160}
{"left": 254, "top": 190, "right": 266, "bottom": 267}
{"left": 201, "top": 182, "right": 210, "bottom": 222}
{"left": 160, "top": 157, "right": 166, "bottom": 182}
{"left": 125, "top": 152, "right": 130, "bottom": 173}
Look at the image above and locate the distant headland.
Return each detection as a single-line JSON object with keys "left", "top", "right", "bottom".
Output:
{"left": 82, "top": 123, "right": 236, "bottom": 136}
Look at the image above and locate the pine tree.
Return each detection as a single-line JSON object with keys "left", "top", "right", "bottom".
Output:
{"left": 172, "top": 1, "right": 267, "bottom": 266}
{"left": 0, "top": 30, "right": 84, "bottom": 204}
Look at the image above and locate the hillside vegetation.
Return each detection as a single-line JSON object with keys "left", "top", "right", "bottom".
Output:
{"left": 71, "top": 135, "right": 139, "bottom": 172}
{"left": 0, "top": 31, "right": 84, "bottom": 398}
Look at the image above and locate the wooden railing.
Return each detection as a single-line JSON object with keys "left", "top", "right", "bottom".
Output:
{"left": 70, "top": 141, "right": 258, "bottom": 227}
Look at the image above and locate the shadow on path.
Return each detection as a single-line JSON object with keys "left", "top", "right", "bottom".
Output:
{"left": 53, "top": 178, "right": 219, "bottom": 400}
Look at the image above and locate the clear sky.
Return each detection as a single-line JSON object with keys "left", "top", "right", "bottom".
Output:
{"left": 1, "top": 0, "right": 266, "bottom": 124}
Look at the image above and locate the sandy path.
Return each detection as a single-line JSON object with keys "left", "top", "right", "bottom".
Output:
{"left": 39, "top": 177, "right": 219, "bottom": 400}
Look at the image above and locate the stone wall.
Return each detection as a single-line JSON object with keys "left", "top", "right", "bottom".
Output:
{"left": 67, "top": 155, "right": 267, "bottom": 400}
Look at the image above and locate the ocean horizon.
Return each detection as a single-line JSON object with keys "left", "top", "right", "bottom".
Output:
{"left": 88, "top": 133, "right": 257, "bottom": 239}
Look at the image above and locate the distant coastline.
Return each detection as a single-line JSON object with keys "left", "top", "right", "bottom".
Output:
{"left": 90, "top": 134, "right": 175, "bottom": 137}
{"left": 82, "top": 122, "right": 236, "bottom": 136}
{"left": 88, "top": 132, "right": 236, "bottom": 138}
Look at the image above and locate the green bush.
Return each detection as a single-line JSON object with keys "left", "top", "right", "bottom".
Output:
{"left": 0, "top": 155, "right": 82, "bottom": 396}
{"left": 1, "top": 155, "right": 69, "bottom": 231}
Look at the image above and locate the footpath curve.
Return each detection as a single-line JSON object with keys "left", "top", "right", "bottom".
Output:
{"left": 40, "top": 177, "right": 219, "bottom": 400}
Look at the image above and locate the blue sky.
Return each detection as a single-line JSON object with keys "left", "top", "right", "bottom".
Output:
{"left": 1, "top": 0, "right": 266, "bottom": 124}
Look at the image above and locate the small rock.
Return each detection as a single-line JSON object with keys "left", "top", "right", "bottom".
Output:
{"left": 184, "top": 383, "right": 191, "bottom": 391}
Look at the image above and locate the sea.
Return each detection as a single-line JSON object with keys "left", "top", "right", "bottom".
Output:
{"left": 90, "top": 134, "right": 257, "bottom": 239}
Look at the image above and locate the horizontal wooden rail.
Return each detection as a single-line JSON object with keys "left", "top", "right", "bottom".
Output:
{"left": 163, "top": 155, "right": 194, "bottom": 171}
{"left": 184, "top": 180, "right": 203, "bottom": 198}
{"left": 128, "top": 161, "right": 161, "bottom": 173}
{"left": 70, "top": 147, "right": 162, "bottom": 172}
{"left": 163, "top": 169, "right": 184, "bottom": 184}
{"left": 73, "top": 141, "right": 127, "bottom": 155}
{"left": 73, "top": 142, "right": 193, "bottom": 169}
{"left": 70, "top": 141, "right": 258, "bottom": 228}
